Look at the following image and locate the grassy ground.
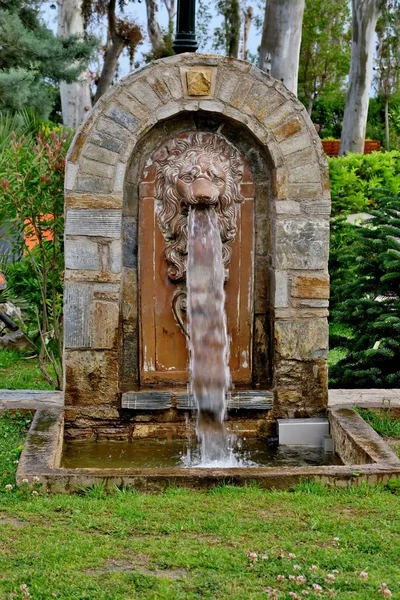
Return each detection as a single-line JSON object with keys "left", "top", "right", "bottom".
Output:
{"left": 0, "top": 349, "right": 55, "bottom": 390}
{"left": 357, "top": 407, "right": 400, "bottom": 458}
{"left": 1, "top": 413, "right": 400, "bottom": 600}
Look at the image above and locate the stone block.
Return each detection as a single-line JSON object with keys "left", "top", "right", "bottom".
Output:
{"left": 156, "top": 102, "right": 181, "bottom": 121}
{"left": 65, "top": 163, "right": 79, "bottom": 191}
{"left": 280, "top": 132, "right": 310, "bottom": 156}
{"left": 273, "top": 359, "right": 328, "bottom": 416}
{"left": 216, "top": 70, "right": 240, "bottom": 102}
{"left": 65, "top": 350, "right": 119, "bottom": 406}
{"left": 109, "top": 240, "right": 122, "bottom": 273}
{"left": 146, "top": 70, "right": 172, "bottom": 103}
{"left": 93, "top": 283, "right": 120, "bottom": 302}
{"left": 65, "top": 193, "right": 122, "bottom": 210}
{"left": 262, "top": 101, "right": 295, "bottom": 129}
{"left": 271, "top": 168, "right": 287, "bottom": 200}
{"left": 291, "top": 274, "right": 330, "bottom": 299}
{"left": 64, "top": 283, "right": 93, "bottom": 349}
{"left": 92, "top": 301, "right": 119, "bottom": 349}
{"left": 96, "top": 117, "right": 130, "bottom": 142}
{"left": 106, "top": 105, "right": 138, "bottom": 132}
{"left": 273, "top": 117, "right": 302, "bottom": 142}
{"left": 122, "top": 217, "right": 137, "bottom": 268}
{"left": 65, "top": 210, "right": 122, "bottom": 238}
{"left": 255, "top": 215, "right": 268, "bottom": 255}
{"left": 89, "top": 130, "right": 124, "bottom": 153}
{"left": 302, "top": 202, "right": 331, "bottom": 216}
{"left": 288, "top": 183, "right": 322, "bottom": 200}
{"left": 161, "top": 68, "right": 183, "bottom": 100}
{"left": 254, "top": 89, "right": 284, "bottom": 123}
{"left": 198, "top": 100, "right": 224, "bottom": 113}
{"left": 80, "top": 158, "right": 115, "bottom": 180}
{"left": 298, "top": 299, "right": 329, "bottom": 308}
{"left": 288, "top": 163, "right": 322, "bottom": 183}
{"left": 128, "top": 81, "right": 161, "bottom": 110}
{"left": 230, "top": 77, "right": 253, "bottom": 109}
{"left": 254, "top": 256, "right": 269, "bottom": 313}
{"left": 75, "top": 175, "right": 113, "bottom": 194}
{"left": 121, "top": 267, "right": 138, "bottom": 325}
{"left": 285, "top": 147, "right": 317, "bottom": 169}
{"left": 82, "top": 144, "right": 119, "bottom": 166}
{"left": 65, "top": 238, "right": 99, "bottom": 271}
{"left": 275, "top": 200, "right": 301, "bottom": 215}
{"left": 275, "top": 319, "right": 328, "bottom": 360}
{"left": 113, "top": 162, "right": 126, "bottom": 193}
{"left": 273, "top": 270, "right": 289, "bottom": 308}
{"left": 187, "top": 69, "right": 212, "bottom": 95}
{"left": 275, "top": 219, "right": 329, "bottom": 270}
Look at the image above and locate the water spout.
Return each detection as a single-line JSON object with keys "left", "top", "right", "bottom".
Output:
{"left": 186, "top": 206, "right": 232, "bottom": 465}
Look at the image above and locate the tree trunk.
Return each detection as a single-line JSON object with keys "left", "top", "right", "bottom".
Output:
{"left": 229, "top": 0, "right": 241, "bottom": 58}
{"left": 258, "top": 0, "right": 305, "bottom": 95}
{"left": 145, "top": 0, "right": 165, "bottom": 55}
{"left": 94, "top": 38, "right": 125, "bottom": 103}
{"left": 384, "top": 94, "right": 390, "bottom": 150}
{"left": 242, "top": 6, "right": 253, "bottom": 61}
{"left": 339, "top": 0, "right": 382, "bottom": 155}
{"left": 57, "top": 0, "right": 92, "bottom": 129}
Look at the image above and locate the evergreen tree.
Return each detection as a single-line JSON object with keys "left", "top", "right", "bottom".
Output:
{"left": 0, "top": 0, "right": 95, "bottom": 119}
{"left": 330, "top": 190, "right": 400, "bottom": 388}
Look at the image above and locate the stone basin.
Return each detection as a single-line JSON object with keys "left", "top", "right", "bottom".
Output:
{"left": 16, "top": 406, "right": 400, "bottom": 493}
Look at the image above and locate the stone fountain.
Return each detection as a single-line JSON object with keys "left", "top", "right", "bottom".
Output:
{"left": 17, "top": 54, "right": 400, "bottom": 490}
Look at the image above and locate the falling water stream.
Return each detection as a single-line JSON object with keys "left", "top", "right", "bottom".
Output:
{"left": 185, "top": 207, "right": 244, "bottom": 467}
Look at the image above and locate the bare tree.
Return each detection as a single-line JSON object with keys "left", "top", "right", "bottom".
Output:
{"left": 145, "top": 0, "right": 175, "bottom": 58}
{"left": 82, "top": 1, "right": 142, "bottom": 103}
{"left": 340, "top": 0, "right": 383, "bottom": 154}
{"left": 242, "top": 6, "right": 253, "bottom": 61}
{"left": 259, "top": 0, "right": 305, "bottom": 95}
{"left": 57, "top": 0, "right": 92, "bottom": 129}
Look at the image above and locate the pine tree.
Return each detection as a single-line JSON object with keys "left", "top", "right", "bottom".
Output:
{"left": 0, "top": 1, "right": 95, "bottom": 119}
{"left": 330, "top": 190, "right": 400, "bottom": 387}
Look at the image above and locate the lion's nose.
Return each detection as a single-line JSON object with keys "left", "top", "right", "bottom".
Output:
{"left": 192, "top": 178, "right": 215, "bottom": 203}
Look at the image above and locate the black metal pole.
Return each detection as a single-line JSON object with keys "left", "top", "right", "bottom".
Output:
{"left": 173, "top": 0, "right": 198, "bottom": 54}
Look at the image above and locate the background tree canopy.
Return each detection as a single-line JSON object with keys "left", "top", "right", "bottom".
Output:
{"left": 0, "top": 0, "right": 95, "bottom": 119}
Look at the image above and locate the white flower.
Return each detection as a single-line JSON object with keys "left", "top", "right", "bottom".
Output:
{"left": 21, "top": 478, "right": 29, "bottom": 484}
{"left": 33, "top": 476, "right": 40, "bottom": 483}
{"left": 289, "top": 575, "right": 296, "bottom": 581}
{"left": 276, "top": 575, "right": 285, "bottom": 582}
{"left": 311, "top": 565, "right": 318, "bottom": 571}
{"left": 32, "top": 490, "right": 39, "bottom": 496}
{"left": 5, "top": 484, "right": 13, "bottom": 491}
{"left": 325, "top": 574, "right": 335, "bottom": 583}
{"left": 294, "top": 565, "right": 301, "bottom": 571}
{"left": 246, "top": 551, "right": 258, "bottom": 562}
{"left": 296, "top": 575, "right": 307, "bottom": 585}
{"left": 301, "top": 592, "right": 309, "bottom": 596}
{"left": 288, "top": 553, "right": 296, "bottom": 559}
{"left": 261, "top": 554, "right": 268, "bottom": 561}
{"left": 360, "top": 571, "right": 368, "bottom": 580}
{"left": 312, "top": 583, "right": 323, "bottom": 595}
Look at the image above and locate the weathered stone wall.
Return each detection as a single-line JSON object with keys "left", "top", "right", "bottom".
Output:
{"left": 64, "top": 53, "right": 330, "bottom": 418}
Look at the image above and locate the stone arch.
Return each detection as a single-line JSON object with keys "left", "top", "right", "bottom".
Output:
{"left": 64, "top": 54, "right": 330, "bottom": 418}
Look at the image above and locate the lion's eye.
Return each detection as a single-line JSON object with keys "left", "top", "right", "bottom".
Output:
{"left": 212, "top": 176, "right": 224, "bottom": 185}
{"left": 180, "top": 174, "right": 193, "bottom": 183}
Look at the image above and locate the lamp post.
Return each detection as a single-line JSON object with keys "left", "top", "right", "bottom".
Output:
{"left": 173, "top": 0, "right": 198, "bottom": 54}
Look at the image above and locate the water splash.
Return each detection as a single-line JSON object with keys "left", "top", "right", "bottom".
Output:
{"left": 186, "top": 207, "right": 244, "bottom": 467}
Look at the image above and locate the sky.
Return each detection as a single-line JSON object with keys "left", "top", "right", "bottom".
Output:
{"left": 42, "top": 1, "right": 262, "bottom": 80}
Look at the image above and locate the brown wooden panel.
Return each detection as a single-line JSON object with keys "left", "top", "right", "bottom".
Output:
{"left": 139, "top": 138, "right": 255, "bottom": 388}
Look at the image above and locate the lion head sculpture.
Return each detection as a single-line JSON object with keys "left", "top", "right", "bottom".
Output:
{"left": 151, "top": 132, "right": 245, "bottom": 281}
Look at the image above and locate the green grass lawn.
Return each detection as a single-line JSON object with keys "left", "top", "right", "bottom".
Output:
{"left": 357, "top": 407, "right": 400, "bottom": 458}
{"left": 0, "top": 349, "right": 55, "bottom": 390}
{"left": 1, "top": 413, "right": 400, "bottom": 599}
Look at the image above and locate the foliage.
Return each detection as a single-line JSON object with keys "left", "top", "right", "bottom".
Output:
{"left": 298, "top": 0, "right": 351, "bottom": 115}
{"left": 0, "top": 349, "right": 55, "bottom": 390}
{"left": 0, "top": 124, "right": 70, "bottom": 389}
{"left": 213, "top": 0, "right": 241, "bottom": 58}
{"left": 356, "top": 407, "right": 400, "bottom": 439}
{"left": 329, "top": 188, "right": 400, "bottom": 387}
{"left": 0, "top": 1, "right": 95, "bottom": 119}
{"left": 0, "top": 411, "right": 32, "bottom": 489}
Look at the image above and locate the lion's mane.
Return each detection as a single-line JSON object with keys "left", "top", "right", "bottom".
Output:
{"left": 152, "top": 132, "right": 245, "bottom": 281}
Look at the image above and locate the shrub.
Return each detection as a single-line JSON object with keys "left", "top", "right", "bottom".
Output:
{"left": 0, "top": 125, "right": 71, "bottom": 389}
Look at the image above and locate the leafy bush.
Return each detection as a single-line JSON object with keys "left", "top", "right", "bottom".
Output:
{"left": 0, "top": 124, "right": 71, "bottom": 388}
